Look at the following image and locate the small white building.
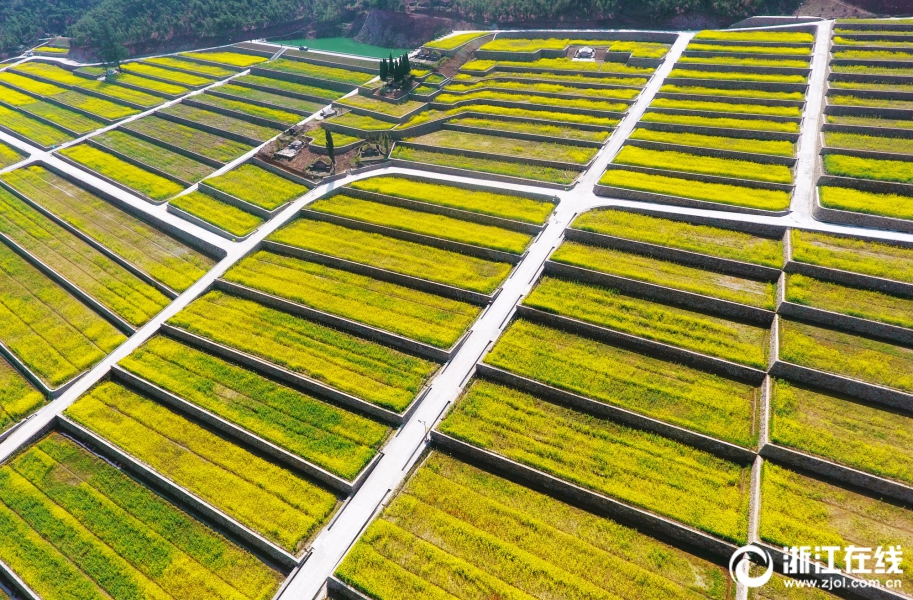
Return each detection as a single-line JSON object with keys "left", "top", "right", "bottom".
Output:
{"left": 575, "top": 46, "right": 595, "bottom": 59}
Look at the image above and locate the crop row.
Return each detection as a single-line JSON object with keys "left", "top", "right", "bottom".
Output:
{"left": 144, "top": 55, "right": 236, "bottom": 77}
{"left": 0, "top": 242, "right": 125, "bottom": 387}
{"left": 170, "top": 190, "right": 264, "bottom": 237}
{"left": 14, "top": 62, "right": 164, "bottom": 108}
{"left": 405, "top": 129, "right": 597, "bottom": 165}
{"left": 0, "top": 141, "right": 23, "bottom": 168}
{"left": 215, "top": 84, "right": 325, "bottom": 114}
{"left": 236, "top": 74, "right": 344, "bottom": 100}
{"left": 168, "top": 290, "right": 439, "bottom": 412}
{"left": 260, "top": 58, "right": 375, "bottom": 86}
{"left": 678, "top": 55, "right": 808, "bottom": 68}
{"left": 640, "top": 111, "right": 800, "bottom": 133}
{"left": 629, "top": 128, "right": 795, "bottom": 156}
{"left": 122, "top": 61, "right": 215, "bottom": 87}
{"left": 614, "top": 146, "right": 793, "bottom": 183}
{"left": 0, "top": 432, "right": 284, "bottom": 600}
{"left": 391, "top": 145, "right": 579, "bottom": 184}
{"left": 0, "top": 165, "right": 213, "bottom": 292}
{"left": 337, "top": 95, "right": 425, "bottom": 117}
{"left": 182, "top": 51, "right": 269, "bottom": 67}
{"left": 451, "top": 70, "right": 649, "bottom": 87}
{"left": 478, "top": 37, "right": 670, "bottom": 58}
{"left": 336, "top": 451, "right": 734, "bottom": 599}
{"left": 121, "top": 335, "right": 390, "bottom": 479}
{"left": 59, "top": 144, "right": 185, "bottom": 201}
{"left": 792, "top": 228, "right": 913, "bottom": 283}
{"left": 4, "top": 68, "right": 139, "bottom": 120}
{"left": 819, "top": 185, "right": 913, "bottom": 221}
{"left": 398, "top": 103, "right": 621, "bottom": 129}
{"left": 65, "top": 381, "right": 339, "bottom": 553}
{"left": 0, "top": 186, "right": 169, "bottom": 326}
{"left": 462, "top": 57, "right": 654, "bottom": 75}
{"left": 1, "top": 83, "right": 104, "bottom": 134}
{"left": 162, "top": 103, "right": 283, "bottom": 141}
{"left": 668, "top": 67, "right": 807, "bottom": 83}
{"left": 434, "top": 89, "right": 630, "bottom": 113}
{"left": 445, "top": 78, "right": 642, "bottom": 99}
{"left": 694, "top": 30, "right": 814, "bottom": 43}
{"left": 193, "top": 93, "right": 303, "bottom": 125}
{"left": 94, "top": 130, "right": 215, "bottom": 182}
{"left": 660, "top": 83, "right": 805, "bottom": 101}
{"left": 0, "top": 357, "right": 45, "bottom": 432}
{"left": 451, "top": 115, "right": 611, "bottom": 142}
{"left": 112, "top": 71, "right": 190, "bottom": 95}
{"left": 123, "top": 115, "right": 253, "bottom": 163}
{"left": 0, "top": 104, "right": 72, "bottom": 147}
{"left": 206, "top": 163, "right": 308, "bottom": 210}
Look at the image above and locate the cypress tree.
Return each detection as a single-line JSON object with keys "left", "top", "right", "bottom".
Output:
{"left": 379, "top": 58, "right": 387, "bottom": 81}
{"left": 325, "top": 129, "right": 335, "bottom": 165}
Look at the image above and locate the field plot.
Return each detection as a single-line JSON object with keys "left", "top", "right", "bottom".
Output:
{"left": 58, "top": 144, "right": 186, "bottom": 201}
{"left": 270, "top": 219, "right": 514, "bottom": 294}
{"left": 224, "top": 251, "right": 481, "bottom": 349}
{"left": 192, "top": 93, "right": 304, "bottom": 126}
{"left": 144, "top": 55, "right": 236, "bottom": 78}
{"left": 0, "top": 141, "right": 24, "bottom": 168}
{"left": 0, "top": 186, "right": 169, "bottom": 326}
{"left": 0, "top": 243, "right": 125, "bottom": 388}
{"left": 205, "top": 163, "right": 307, "bottom": 210}
{"left": 392, "top": 145, "right": 580, "bottom": 184}
{"left": 614, "top": 146, "right": 792, "bottom": 183}
{"left": 170, "top": 191, "right": 264, "bottom": 237}
{"left": 640, "top": 111, "right": 800, "bottom": 133}
{"left": 65, "top": 381, "right": 339, "bottom": 553}
{"left": 162, "top": 103, "right": 283, "bottom": 141}
{"left": 121, "top": 62, "right": 215, "bottom": 87}
{"left": 524, "top": 277, "right": 769, "bottom": 367}
{"left": 123, "top": 115, "right": 253, "bottom": 163}
{"left": 396, "top": 103, "right": 622, "bottom": 129}
{"left": 1, "top": 165, "right": 214, "bottom": 292}
{"left": 425, "top": 31, "right": 489, "bottom": 50}
{"left": 445, "top": 79, "right": 641, "bottom": 100}
{"left": 440, "top": 379, "right": 750, "bottom": 542}
{"left": 212, "top": 84, "right": 325, "bottom": 114}
{"left": 650, "top": 97, "right": 802, "bottom": 117}
{"left": 111, "top": 72, "right": 190, "bottom": 96}
{"left": 779, "top": 318, "right": 913, "bottom": 393}
{"left": 0, "top": 356, "right": 44, "bottom": 432}
{"left": 785, "top": 273, "right": 913, "bottom": 329}
{"left": 771, "top": 379, "right": 913, "bottom": 485}
{"left": 308, "top": 194, "right": 533, "bottom": 253}
{"left": 0, "top": 83, "right": 104, "bottom": 134}
{"left": 234, "top": 74, "right": 343, "bottom": 101}
{"left": 761, "top": 462, "right": 912, "bottom": 590}
{"left": 337, "top": 95, "right": 425, "bottom": 117}
{"left": 0, "top": 432, "right": 284, "bottom": 600}
{"left": 336, "top": 452, "right": 734, "bottom": 600}
{"left": 434, "top": 90, "right": 630, "bottom": 113}
{"left": 449, "top": 115, "right": 610, "bottom": 142}
{"left": 121, "top": 336, "right": 390, "bottom": 480}
{"left": 259, "top": 59, "right": 375, "bottom": 86}
{"left": 11, "top": 62, "right": 165, "bottom": 108}
{"left": 825, "top": 131, "right": 913, "bottom": 155}
{"left": 403, "top": 129, "right": 597, "bottom": 165}
{"left": 553, "top": 242, "right": 777, "bottom": 309}
{"left": 790, "top": 229, "right": 913, "bottom": 284}
{"left": 168, "top": 291, "right": 439, "bottom": 412}
{"left": 463, "top": 57, "right": 653, "bottom": 75}
{"left": 0, "top": 104, "right": 72, "bottom": 147}
{"left": 477, "top": 38, "right": 670, "bottom": 58}
{"left": 667, "top": 68, "right": 807, "bottom": 83}
{"left": 3, "top": 69, "right": 139, "bottom": 120}
{"left": 819, "top": 185, "right": 913, "bottom": 220}
{"left": 94, "top": 130, "right": 215, "bottom": 183}
{"left": 630, "top": 128, "right": 795, "bottom": 156}
{"left": 485, "top": 318, "right": 758, "bottom": 446}
{"left": 824, "top": 154, "right": 913, "bottom": 184}
{"left": 182, "top": 51, "right": 269, "bottom": 68}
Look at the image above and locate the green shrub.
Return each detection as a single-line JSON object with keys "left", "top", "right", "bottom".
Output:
{"left": 486, "top": 318, "right": 758, "bottom": 446}
{"left": 123, "top": 115, "right": 253, "bottom": 163}
{"left": 630, "top": 128, "right": 794, "bottom": 156}
{"left": 59, "top": 144, "right": 185, "bottom": 200}
{"left": 651, "top": 97, "right": 802, "bottom": 117}
{"left": 615, "top": 146, "right": 793, "bottom": 183}
{"left": 121, "top": 336, "right": 389, "bottom": 479}
{"left": 95, "top": 130, "right": 213, "bottom": 182}
{"left": 170, "top": 191, "right": 263, "bottom": 237}
{"left": 169, "top": 291, "right": 439, "bottom": 411}
{"left": 819, "top": 184, "right": 913, "bottom": 221}
{"left": 770, "top": 379, "right": 913, "bottom": 485}
{"left": 599, "top": 168, "right": 792, "bottom": 211}
{"left": 409, "top": 129, "right": 598, "bottom": 164}
{"left": 270, "top": 219, "right": 514, "bottom": 294}
{"left": 0, "top": 186, "right": 170, "bottom": 326}
{"left": 309, "top": 194, "right": 532, "bottom": 253}
{"left": 392, "top": 145, "right": 578, "bottom": 184}
{"left": 122, "top": 62, "right": 214, "bottom": 86}
{"left": 552, "top": 242, "right": 776, "bottom": 309}
{"left": 1, "top": 165, "right": 213, "bottom": 292}
{"left": 0, "top": 243, "right": 126, "bottom": 386}
{"left": 786, "top": 273, "right": 913, "bottom": 329}
{"left": 163, "top": 103, "right": 282, "bottom": 141}
{"left": 224, "top": 251, "right": 480, "bottom": 349}
{"left": 525, "top": 277, "right": 769, "bottom": 368}
{"left": 337, "top": 451, "right": 732, "bottom": 600}
{"left": 206, "top": 163, "right": 307, "bottom": 210}
{"left": 441, "top": 377, "right": 751, "bottom": 542}
{"left": 791, "top": 228, "right": 913, "bottom": 283}
{"left": 572, "top": 207, "right": 783, "bottom": 266}
{"left": 181, "top": 51, "right": 269, "bottom": 67}
{"left": 824, "top": 153, "right": 913, "bottom": 184}
{"left": 641, "top": 111, "right": 800, "bottom": 133}
{"left": 659, "top": 83, "right": 804, "bottom": 100}
{"left": 66, "top": 382, "right": 338, "bottom": 553}
{"left": 780, "top": 318, "right": 913, "bottom": 392}
{"left": 349, "top": 175, "right": 554, "bottom": 224}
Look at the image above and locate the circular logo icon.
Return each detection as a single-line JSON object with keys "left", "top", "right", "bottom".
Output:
{"left": 729, "top": 545, "right": 774, "bottom": 588}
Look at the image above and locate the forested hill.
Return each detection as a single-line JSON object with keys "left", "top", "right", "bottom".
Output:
{"left": 1, "top": 0, "right": 800, "bottom": 56}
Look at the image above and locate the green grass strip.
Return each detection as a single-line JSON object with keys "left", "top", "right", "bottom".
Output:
{"left": 224, "top": 251, "right": 480, "bottom": 349}
{"left": 170, "top": 191, "right": 263, "bottom": 237}
{"left": 441, "top": 379, "right": 750, "bottom": 542}
{"left": 525, "top": 277, "right": 769, "bottom": 368}
{"left": 121, "top": 336, "right": 389, "bottom": 480}
{"left": 760, "top": 462, "right": 913, "bottom": 591}
{"left": 66, "top": 382, "right": 338, "bottom": 553}
{"left": 641, "top": 110, "right": 800, "bottom": 133}
{"left": 0, "top": 357, "right": 44, "bottom": 432}
{"left": 485, "top": 318, "right": 758, "bottom": 447}
{"left": 408, "top": 128, "right": 597, "bottom": 165}
{"left": 123, "top": 115, "right": 252, "bottom": 163}
{"left": 652, "top": 97, "right": 801, "bottom": 117}
{"left": 309, "top": 194, "right": 532, "bottom": 253}
{"left": 270, "top": 219, "right": 513, "bottom": 294}
{"left": 771, "top": 379, "right": 913, "bottom": 485}
{"left": 780, "top": 318, "right": 913, "bottom": 392}
{"left": 392, "top": 145, "right": 578, "bottom": 184}
{"left": 337, "top": 452, "right": 732, "bottom": 600}
{"left": 169, "top": 291, "right": 438, "bottom": 412}
{"left": 348, "top": 175, "right": 554, "bottom": 224}
{"left": 819, "top": 184, "right": 913, "bottom": 221}
{"left": 599, "top": 168, "right": 791, "bottom": 211}
{"left": 0, "top": 187, "right": 169, "bottom": 326}
{"left": 824, "top": 153, "right": 913, "bottom": 184}
{"left": 630, "top": 128, "right": 794, "bottom": 156}
{"left": 94, "top": 130, "right": 214, "bottom": 182}
{"left": 615, "top": 146, "right": 793, "bottom": 183}
{"left": 1, "top": 165, "right": 213, "bottom": 292}
{"left": 552, "top": 242, "right": 776, "bottom": 309}
{"left": 786, "top": 272, "right": 913, "bottom": 329}
{"left": 660, "top": 83, "right": 805, "bottom": 100}
{"left": 791, "top": 228, "right": 913, "bottom": 283}
{"left": 59, "top": 144, "right": 185, "bottom": 201}
{"left": 0, "top": 243, "right": 126, "bottom": 386}
{"left": 206, "top": 163, "right": 307, "bottom": 210}
{"left": 572, "top": 207, "right": 782, "bottom": 266}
